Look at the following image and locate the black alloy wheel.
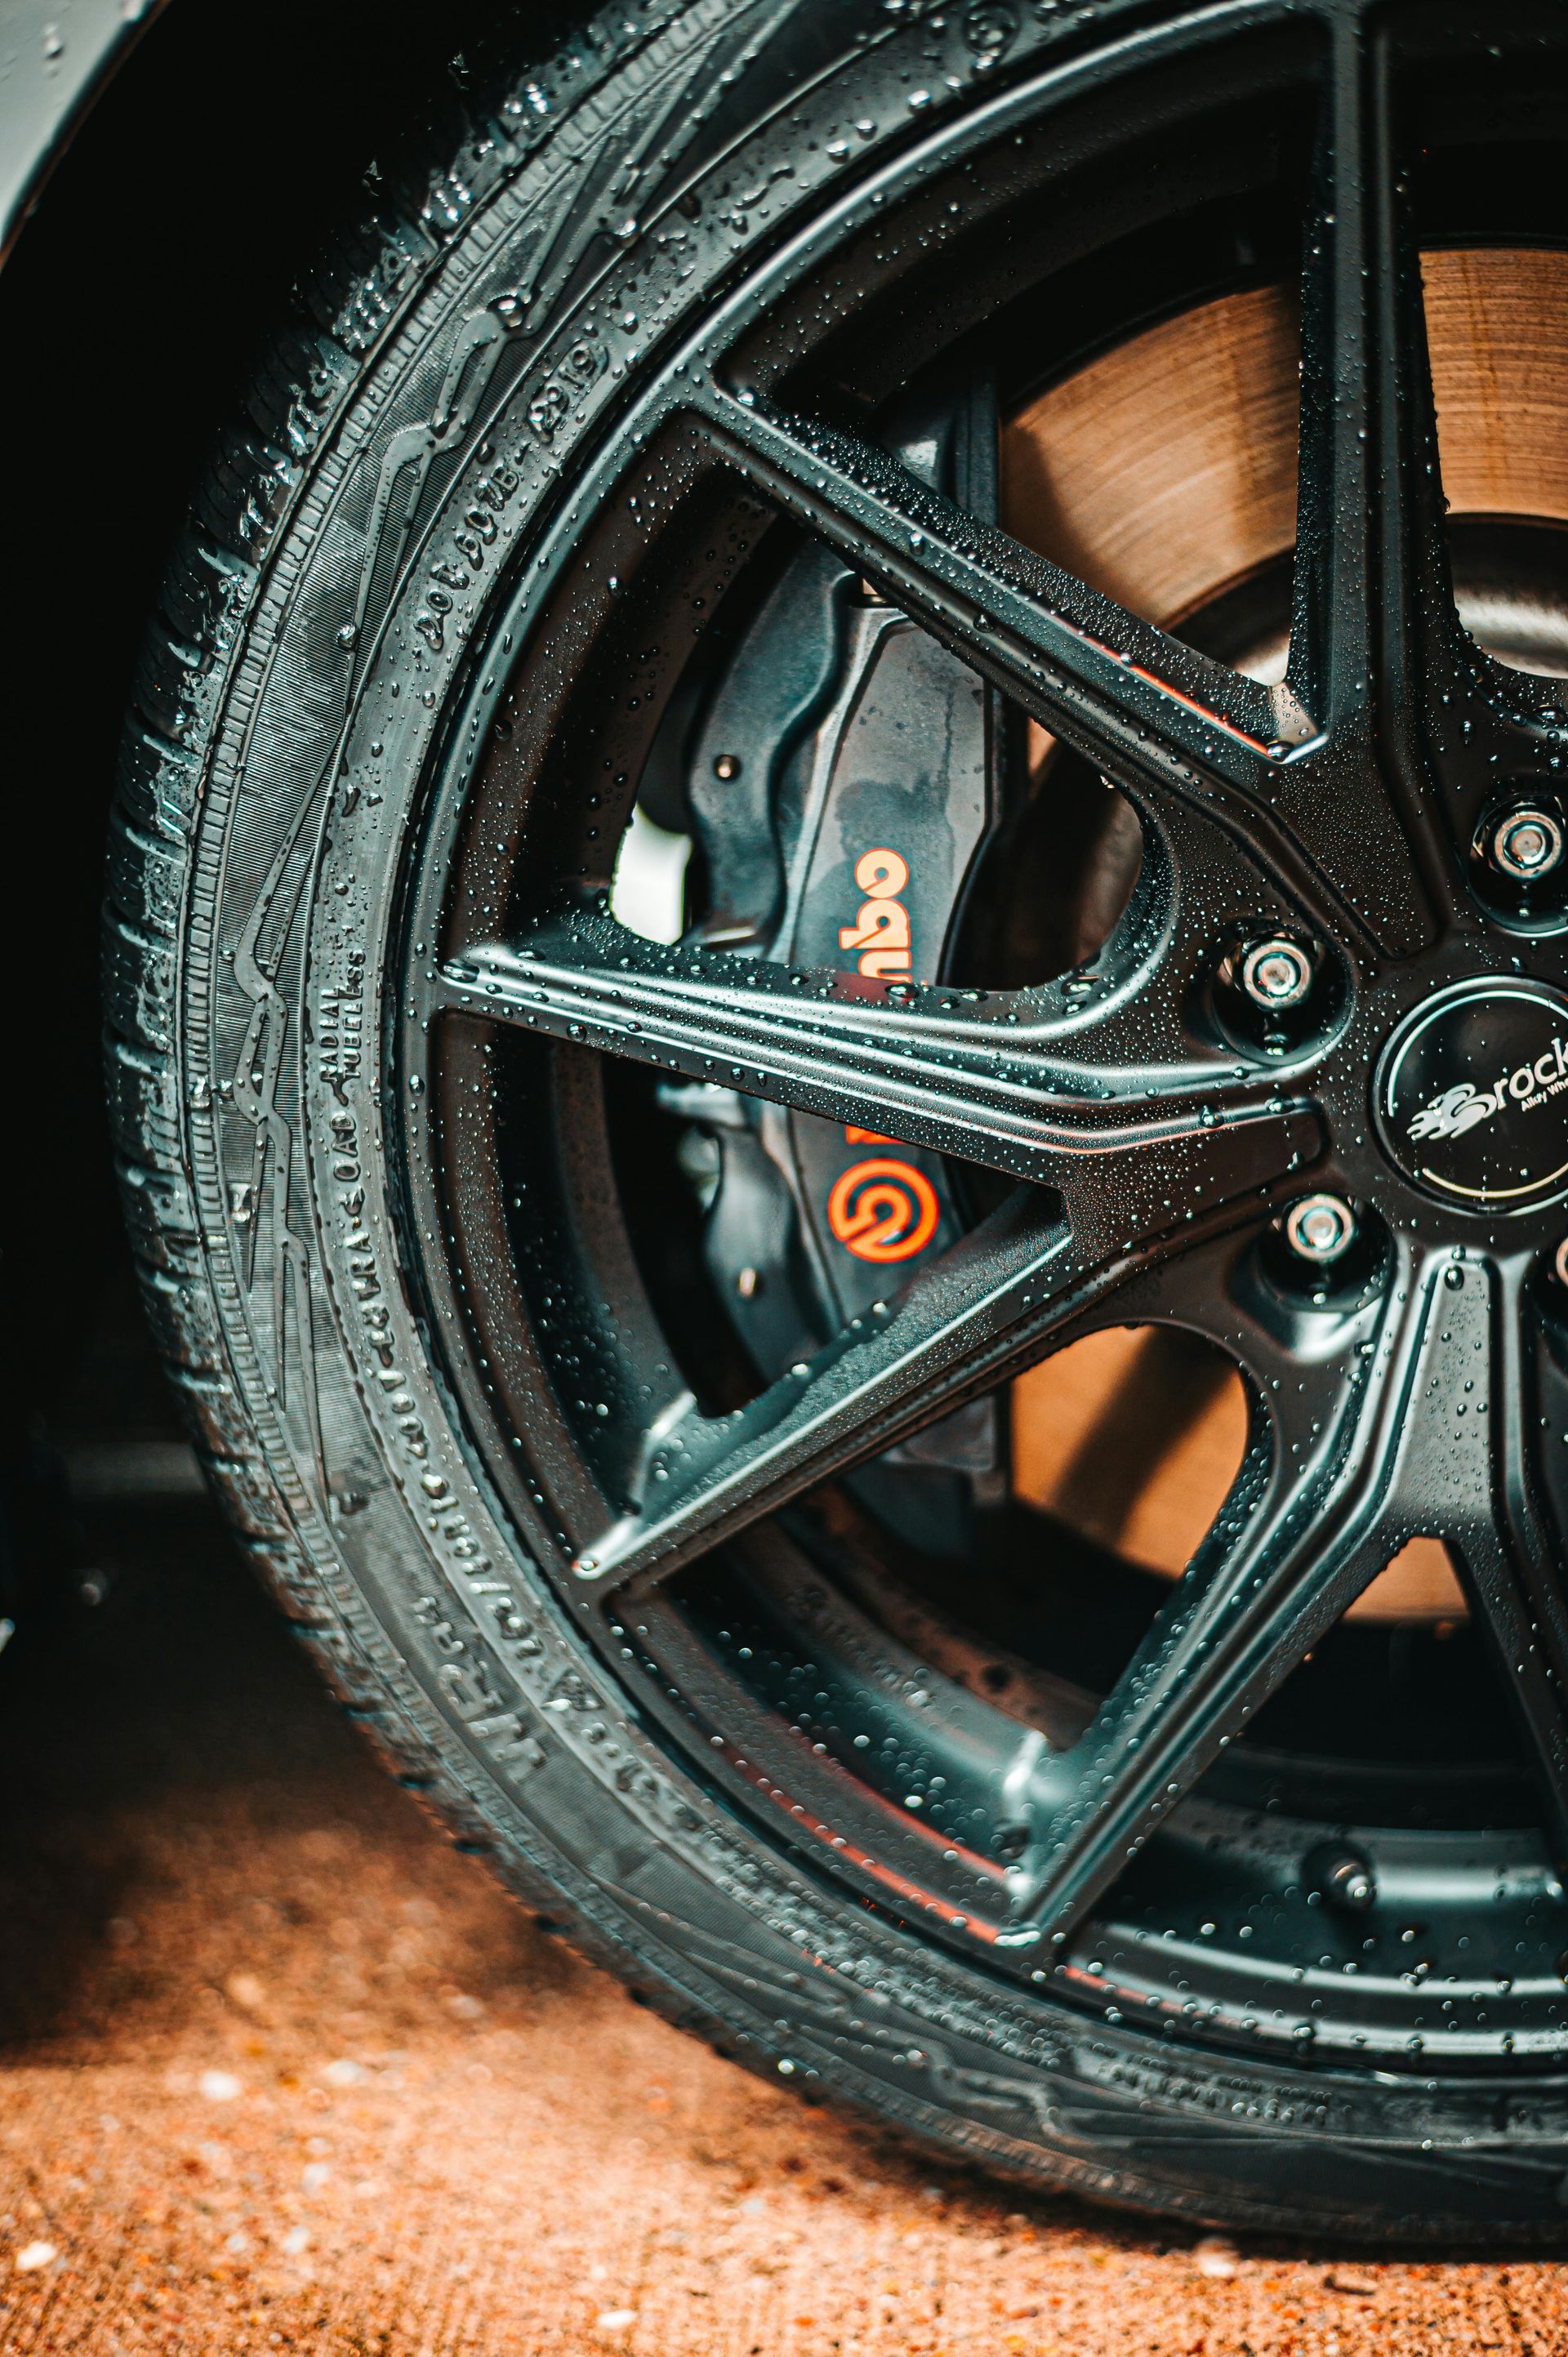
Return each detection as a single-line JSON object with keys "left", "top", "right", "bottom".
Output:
{"left": 108, "top": 0, "right": 1568, "bottom": 2234}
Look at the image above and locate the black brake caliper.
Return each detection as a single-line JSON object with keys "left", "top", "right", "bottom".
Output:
{"left": 666, "top": 380, "right": 1007, "bottom": 1507}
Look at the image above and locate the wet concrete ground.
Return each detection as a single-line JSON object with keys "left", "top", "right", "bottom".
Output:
{"left": 0, "top": 1502, "right": 1562, "bottom": 2355}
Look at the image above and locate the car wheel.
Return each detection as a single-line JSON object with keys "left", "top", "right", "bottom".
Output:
{"left": 107, "top": 0, "right": 1568, "bottom": 2235}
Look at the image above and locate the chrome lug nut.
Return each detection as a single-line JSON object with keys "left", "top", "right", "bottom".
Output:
{"left": 1284, "top": 1192, "right": 1356, "bottom": 1265}
{"left": 1239, "top": 936, "right": 1314, "bottom": 1009}
{"left": 1488, "top": 804, "right": 1564, "bottom": 881}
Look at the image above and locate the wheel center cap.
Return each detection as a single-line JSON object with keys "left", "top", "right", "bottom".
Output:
{"left": 1374, "top": 978, "right": 1568, "bottom": 1209}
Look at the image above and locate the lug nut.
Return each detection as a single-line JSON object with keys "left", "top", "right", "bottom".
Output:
{"left": 1284, "top": 1192, "right": 1356, "bottom": 1265}
{"left": 1487, "top": 804, "right": 1564, "bottom": 881}
{"left": 1240, "top": 936, "right": 1314, "bottom": 1009}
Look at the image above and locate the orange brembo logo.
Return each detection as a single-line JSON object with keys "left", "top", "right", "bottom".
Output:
{"left": 839, "top": 847, "right": 911, "bottom": 978}
{"left": 830, "top": 847, "right": 935, "bottom": 1261}
{"left": 827, "top": 1158, "right": 939, "bottom": 1263}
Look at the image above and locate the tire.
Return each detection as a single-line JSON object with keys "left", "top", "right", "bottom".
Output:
{"left": 106, "top": 0, "right": 1568, "bottom": 2238}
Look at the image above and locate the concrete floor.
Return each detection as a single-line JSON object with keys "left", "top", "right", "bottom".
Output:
{"left": 0, "top": 1503, "right": 1562, "bottom": 2355}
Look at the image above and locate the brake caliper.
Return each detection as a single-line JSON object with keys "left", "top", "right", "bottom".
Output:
{"left": 676, "top": 382, "right": 1004, "bottom": 1489}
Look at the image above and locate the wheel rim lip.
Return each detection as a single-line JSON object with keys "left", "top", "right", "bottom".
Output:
{"left": 390, "top": 6, "right": 1568, "bottom": 2067}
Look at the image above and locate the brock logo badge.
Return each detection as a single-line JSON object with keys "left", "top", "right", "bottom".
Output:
{"left": 1375, "top": 982, "right": 1568, "bottom": 1209}
{"left": 1407, "top": 1035, "right": 1568, "bottom": 1145}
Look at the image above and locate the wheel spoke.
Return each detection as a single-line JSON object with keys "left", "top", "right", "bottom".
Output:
{"left": 1290, "top": 17, "right": 1458, "bottom": 739}
{"left": 687, "top": 380, "right": 1298, "bottom": 800}
{"left": 1446, "top": 1267, "right": 1568, "bottom": 1864}
{"left": 569, "top": 1189, "right": 1259, "bottom": 1600}
{"left": 1281, "top": 12, "right": 1459, "bottom": 946}
{"left": 1009, "top": 1245, "right": 1468, "bottom": 1943}
{"left": 439, "top": 907, "right": 1321, "bottom": 1192}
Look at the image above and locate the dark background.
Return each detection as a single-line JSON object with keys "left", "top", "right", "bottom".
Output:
{"left": 0, "top": 0, "right": 582, "bottom": 1619}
